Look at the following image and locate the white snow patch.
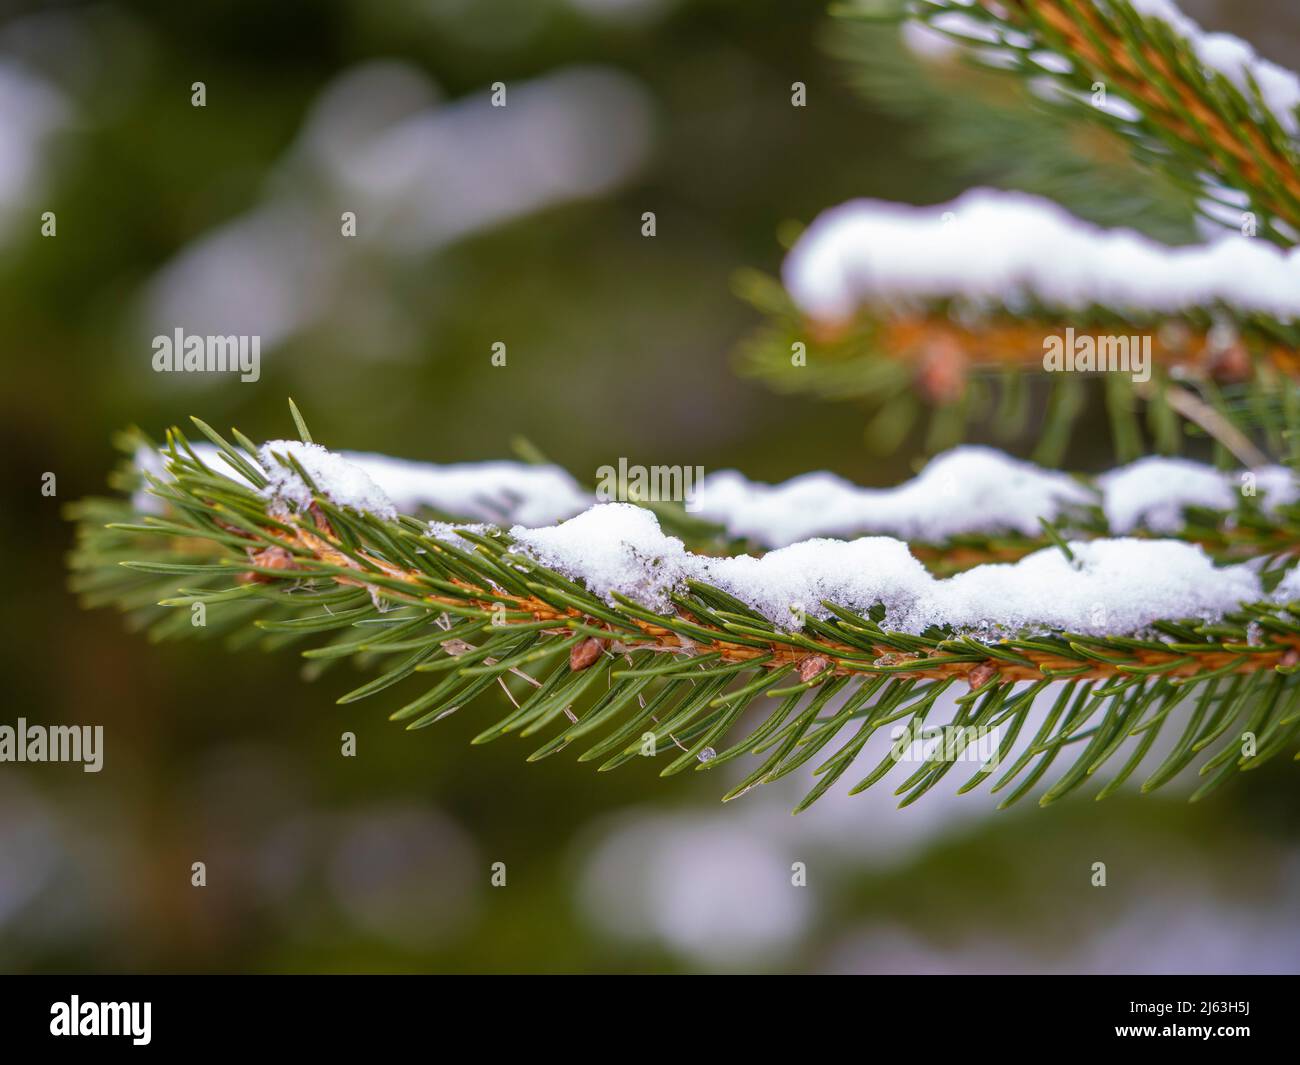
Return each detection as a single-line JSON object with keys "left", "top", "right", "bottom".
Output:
{"left": 134, "top": 440, "right": 1268, "bottom": 634}
{"left": 700, "top": 537, "right": 937, "bottom": 632}
{"left": 258, "top": 440, "right": 397, "bottom": 520}
{"left": 1273, "top": 566, "right": 1300, "bottom": 603}
{"left": 137, "top": 441, "right": 1296, "bottom": 549}
{"left": 338, "top": 451, "right": 589, "bottom": 528}
{"left": 694, "top": 446, "right": 1094, "bottom": 546}
{"left": 783, "top": 188, "right": 1300, "bottom": 325}
{"left": 1253, "top": 465, "right": 1300, "bottom": 509}
{"left": 135, "top": 441, "right": 587, "bottom": 528}
{"left": 1099, "top": 456, "right": 1236, "bottom": 533}
{"left": 1274, "top": 561, "right": 1300, "bottom": 603}
{"left": 510, "top": 503, "right": 693, "bottom": 614}
{"left": 425, "top": 520, "right": 492, "bottom": 543}
{"left": 510, "top": 504, "right": 1261, "bottom": 635}
{"left": 1099, "top": 457, "right": 1298, "bottom": 533}
{"left": 939, "top": 538, "right": 1260, "bottom": 637}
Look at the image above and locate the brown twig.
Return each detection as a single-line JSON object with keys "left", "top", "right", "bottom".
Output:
{"left": 260, "top": 522, "right": 1300, "bottom": 687}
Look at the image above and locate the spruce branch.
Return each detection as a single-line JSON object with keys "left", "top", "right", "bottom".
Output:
{"left": 739, "top": 184, "right": 1300, "bottom": 461}
{"left": 877, "top": 0, "right": 1300, "bottom": 244}
{"left": 740, "top": 292, "right": 1299, "bottom": 462}
{"left": 66, "top": 412, "right": 1300, "bottom": 810}
{"left": 825, "top": 16, "right": 1197, "bottom": 243}
{"left": 779, "top": 2, "right": 1300, "bottom": 458}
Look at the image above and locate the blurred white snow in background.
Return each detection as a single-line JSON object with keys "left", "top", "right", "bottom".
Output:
{"left": 0, "top": 60, "right": 69, "bottom": 242}
{"left": 142, "top": 63, "right": 655, "bottom": 362}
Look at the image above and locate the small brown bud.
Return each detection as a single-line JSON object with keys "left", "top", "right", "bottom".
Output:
{"left": 1280, "top": 649, "right": 1300, "bottom": 669}
{"left": 916, "top": 335, "right": 967, "bottom": 405}
{"left": 797, "top": 654, "right": 831, "bottom": 682}
{"left": 569, "top": 637, "right": 605, "bottom": 671}
{"left": 238, "top": 545, "right": 295, "bottom": 584}
{"left": 967, "top": 661, "right": 998, "bottom": 689}
{"left": 1205, "top": 341, "right": 1252, "bottom": 384}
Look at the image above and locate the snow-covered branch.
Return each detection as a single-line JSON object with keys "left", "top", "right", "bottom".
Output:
{"left": 783, "top": 188, "right": 1300, "bottom": 330}
{"left": 129, "top": 434, "right": 1294, "bottom": 640}
{"left": 69, "top": 418, "right": 1300, "bottom": 809}
{"left": 897, "top": 0, "right": 1300, "bottom": 242}
{"left": 136, "top": 438, "right": 1298, "bottom": 549}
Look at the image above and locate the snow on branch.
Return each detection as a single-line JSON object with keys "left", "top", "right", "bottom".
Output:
{"left": 897, "top": 0, "right": 1300, "bottom": 241}
{"left": 318, "top": 449, "right": 591, "bottom": 528}
{"left": 782, "top": 188, "right": 1300, "bottom": 328}
{"left": 511, "top": 502, "right": 1262, "bottom": 637}
{"left": 1123, "top": 0, "right": 1300, "bottom": 135}
{"left": 135, "top": 440, "right": 591, "bottom": 529}
{"left": 694, "top": 446, "right": 1091, "bottom": 545}
{"left": 135, "top": 439, "right": 1298, "bottom": 549}
{"left": 911, "top": 0, "right": 1300, "bottom": 135}
{"left": 139, "top": 435, "right": 1279, "bottom": 641}
{"left": 1097, "top": 456, "right": 1296, "bottom": 533}
{"left": 698, "top": 449, "right": 1296, "bottom": 545}
{"left": 74, "top": 422, "right": 1300, "bottom": 808}
{"left": 258, "top": 440, "right": 398, "bottom": 521}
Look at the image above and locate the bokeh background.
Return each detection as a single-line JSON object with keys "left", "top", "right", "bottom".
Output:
{"left": 2, "top": 0, "right": 1299, "bottom": 973}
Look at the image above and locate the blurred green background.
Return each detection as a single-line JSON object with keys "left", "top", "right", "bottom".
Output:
{"left": 2, "top": 0, "right": 1298, "bottom": 973}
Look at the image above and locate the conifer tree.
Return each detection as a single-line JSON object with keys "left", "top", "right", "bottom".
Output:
{"left": 69, "top": 1, "right": 1300, "bottom": 810}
